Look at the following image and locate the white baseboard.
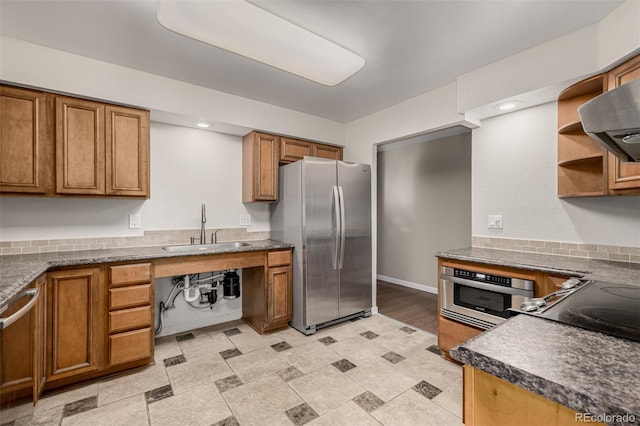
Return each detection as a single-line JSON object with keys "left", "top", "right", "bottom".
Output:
{"left": 377, "top": 274, "right": 438, "bottom": 295}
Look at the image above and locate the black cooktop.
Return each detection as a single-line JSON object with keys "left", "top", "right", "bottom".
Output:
{"left": 540, "top": 281, "right": 640, "bottom": 342}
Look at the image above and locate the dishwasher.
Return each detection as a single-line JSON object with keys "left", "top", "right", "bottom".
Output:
{"left": 0, "top": 281, "right": 45, "bottom": 406}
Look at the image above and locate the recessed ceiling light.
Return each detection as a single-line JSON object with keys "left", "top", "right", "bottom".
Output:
{"left": 156, "top": 0, "right": 365, "bottom": 86}
{"left": 196, "top": 122, "right": 212, "bottom": 129}
{"left": 495, "top": 101, "right": 522, "bottom": 111}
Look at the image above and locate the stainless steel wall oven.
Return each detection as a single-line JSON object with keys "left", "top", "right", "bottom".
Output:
{"left": 440, "top": 266, "right": 534, "bottom": 330}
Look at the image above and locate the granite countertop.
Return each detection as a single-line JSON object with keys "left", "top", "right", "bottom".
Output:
{"left": 440, "top": 247, "right": 640, "bottom": 425}
{"left": 0, "top": 240, "right": 293, "bottom": 308}
{"left": 451, "top": 315, "right": 640, "bottom": 424}
{"left": 438, "top": 247, "right": 640, "bottom": 286}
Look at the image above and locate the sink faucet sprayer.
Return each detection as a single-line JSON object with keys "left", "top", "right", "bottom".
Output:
{"left": 200, "top": 204, "right": 206, "bottom": 244}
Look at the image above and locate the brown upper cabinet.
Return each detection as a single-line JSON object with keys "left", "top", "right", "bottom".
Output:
{"left": 0, "top": 86, "right": 49, "bottom": 194}
{"left": 0, "top": 84, "right": 150, "bottom": 198}
{"left": 556, "top": 53, "right": 640, "bottom": 197}
{"left": 280, "top": 136, "right": 343, "bottom": 164}
{"left": 606, "top": 55, "right": 640, "bottom": 194}
{"left": 244, "top": 131, "right": 343, "bottom": 202}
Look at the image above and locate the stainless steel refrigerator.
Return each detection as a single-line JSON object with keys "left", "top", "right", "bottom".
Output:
{"left": 271, "top": 157, "right": 372, "bottom": 335}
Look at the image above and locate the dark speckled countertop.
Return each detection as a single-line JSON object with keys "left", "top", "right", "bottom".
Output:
{"left": 0, "top": 240, "right": 293, "bottom": 308}
{"left": 440, "top": 247, "right": 640, "bottom": 425}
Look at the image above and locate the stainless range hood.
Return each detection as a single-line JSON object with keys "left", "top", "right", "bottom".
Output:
{"left": 578, "top": 79, "right": 640, "bottom": 162}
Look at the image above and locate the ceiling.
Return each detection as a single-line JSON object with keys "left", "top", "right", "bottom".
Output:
{"left": 0, "top": 0, "right": 623, "bottom": 123}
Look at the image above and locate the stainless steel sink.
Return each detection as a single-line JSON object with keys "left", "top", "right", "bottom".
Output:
{"left": 162, "top": 242, "right": 252, "bottom": 252}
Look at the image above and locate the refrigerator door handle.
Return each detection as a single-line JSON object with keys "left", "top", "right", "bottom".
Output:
{"left": 337, "top": 185, "right": 346, "bottom": 269}
{"left": 332, "top": 185, "right": 341, "bottom": 270}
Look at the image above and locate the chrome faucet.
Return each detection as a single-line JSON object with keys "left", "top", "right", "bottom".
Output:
{"left": 211, "top": 229, "right": 222, "bottom": 244}
{"left": 200, "top": 204, "right": 206, "bottom": 244}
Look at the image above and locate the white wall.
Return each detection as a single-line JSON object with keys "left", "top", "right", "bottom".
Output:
{"left": 377, "top": 131, "right": 472, "bottom": 290}
{"left": 0, "top": 123, "right": 270, "bottom": 240}
{"left": 0, "top": 36, "right": 345, "bottom": 145}
{"left": 472, "top": 102, "right": 640, "bottom": 247}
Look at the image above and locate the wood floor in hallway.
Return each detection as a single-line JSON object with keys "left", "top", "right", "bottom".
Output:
{"left": 376, "top": 280, "right": 438, "bottom": 335}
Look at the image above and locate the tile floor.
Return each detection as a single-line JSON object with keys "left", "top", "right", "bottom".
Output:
{"left": 1, "top": 314, "right": 462, "bottom": 426}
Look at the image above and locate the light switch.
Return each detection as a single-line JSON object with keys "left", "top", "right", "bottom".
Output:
{"left": 129, "top": 214, "right": 141, "bottom": 229}
{"left": 239, "top": 214, "right": 251, "bottom": 226}
{"left": 488, "top": 215, "right": 503, "bottom": 229}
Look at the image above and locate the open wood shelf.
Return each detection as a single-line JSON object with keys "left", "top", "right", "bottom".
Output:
{"left": 557, "top": 133, "right": 606, "bottom": 164}
{"left": 558, "top": 156, "right": 607, "bottom": 197}
{"left": 557, "top": 120, "right": 583, "bottom": 134}
{"left": 558, "top": 74, "right": 606, "bottom": 101}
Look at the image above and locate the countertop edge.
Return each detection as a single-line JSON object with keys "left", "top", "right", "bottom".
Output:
{"left": 0, "top": 240, "right": 294, "bottom": 307}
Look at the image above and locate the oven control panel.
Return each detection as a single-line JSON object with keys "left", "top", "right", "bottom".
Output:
{"left": 454, "top": 268, "right": 512, "bottom": 287}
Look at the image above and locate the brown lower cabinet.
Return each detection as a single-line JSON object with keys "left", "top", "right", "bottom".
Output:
{"left": 0, "top": 274, "right": 46, "bottom": 406}
{"left": 243, "top": 249, "right": 293, "bottom": 333}
{"left": 47, "top": 268, "right": 105, "bottom": 382}
{"left": 463, "top": 366, "right": 605, "bottom": 425}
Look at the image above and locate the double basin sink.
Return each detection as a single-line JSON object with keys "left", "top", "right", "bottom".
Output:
{"left": 163, "top": 241, "right": 253, "bottom": 252}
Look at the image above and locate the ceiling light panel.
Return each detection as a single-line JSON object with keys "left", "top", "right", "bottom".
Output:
{"left": 156, "top": 0, "right": 365, "bottom": 86}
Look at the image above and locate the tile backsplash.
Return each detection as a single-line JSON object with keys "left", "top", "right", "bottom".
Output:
{"left": 473, "top": 236, "right": 640, "bottom": 264}
{"left": 0, "top": 228, "right": 270, "bottom": 256}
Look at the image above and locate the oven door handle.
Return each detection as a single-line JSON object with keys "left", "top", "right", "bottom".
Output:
{"left": 441, "top": 274, "right": 533, "bottom": 297}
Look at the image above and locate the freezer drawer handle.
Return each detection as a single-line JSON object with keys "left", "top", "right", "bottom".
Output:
{"left": 337, "top": 185, "right": 346, "bottom": 269}
{"left": 332, "top": 185, "right": 341, "bottom": 270}
{"left": 0, "top": 288, "right": 39, "bottom": 330}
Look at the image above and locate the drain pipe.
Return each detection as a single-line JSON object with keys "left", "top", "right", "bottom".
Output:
{"left": 183, "top": 274, "right": 200, "bottom": 303}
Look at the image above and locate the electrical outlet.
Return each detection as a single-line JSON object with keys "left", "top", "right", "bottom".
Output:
{"left": 239, "top": 213, "right": 251, "bottom": 226}
{"left": 488, "top": 215, "right": 503, "bottom": 229}
{"left": 129, "top": 214, "right": 141, "bottom": 229}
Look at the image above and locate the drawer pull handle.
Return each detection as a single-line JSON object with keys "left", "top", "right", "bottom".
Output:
{"left": 0, "top": 289, "right": 39, "bottom": 330}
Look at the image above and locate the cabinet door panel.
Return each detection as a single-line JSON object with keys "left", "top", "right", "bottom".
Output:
{"left": 607, "top": 55, "right": 640, "bottom": 193}
{"left": 0, "top": 86, "right": 47, "bottom": 193}
{"left": 109, "top": 328, "right": 152, "bottom": 366}
{"left": 0, "top": 291, "right": 35, "bottom": 390}
{"left": 256, "top": 133, "right": 278, "bottom": 200}
{"left": 56, "top": 96, "right": 105, "bottom": 194}
{"left": 105, "top": 106, "right": 149, "bottom": 197}
{"left": 312, "top": 144, "right": 343, "bottom": 161}
{"left": 280, "top": 137, "right": 312, "bottom": 163}
{"left": 267, "top": 266, "right": 291, "bottom": 325}
{"left": 48, "top": 268, "right": 104, "bottom": 380}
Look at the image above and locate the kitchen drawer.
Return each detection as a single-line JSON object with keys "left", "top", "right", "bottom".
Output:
{"left": 109, "top": 306, "right": 152, "bottom": 333}
{"left": 109, "top": 263, "right": 152, "bottom": 286}
{"left": 109, "top": 327, "right": 152, "bottom": 366}
{"left": 109, "top": 284, "right": 151, "bottom": 310}
{"left": 268, "top": 250, "right": 291, "bottom": 267}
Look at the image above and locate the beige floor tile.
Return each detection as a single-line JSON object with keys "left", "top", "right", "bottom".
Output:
{"left": 154, "top": 335, "right": 183, "bottom": 364}
{"left": 346, "top": 357, "right": 417, "bottom": 402}
{"left": 270, "top": 326, "right": 317, "bottom": 347}
{"left": 61, "top": 394, "right": 148, "bottom": 426}
{"left": 374, "top": 328, "right": 435, "bottom": 357}
{"left": 166, "top": 353, "right": 234, "bottom": 394}
{"left": 432, "top": 378, "right": 463, "bottom": 418}
{"left": 279, "top": 341, "right": 343, "bottom": 374}
{"left": 396, "top": 350, "right": 462, "bottom": 391}
{"left": 0, "top": 401, "right": 34, "bottom": 423}
{"left": 148, "top": 382, "right": 231, "bottom": 426}
{"left": 314, "top": 321, "right": 369, "bottom": 342}
{"left": 329, "top": 336, "right": 388, "bottom": 365}
{"left": 358, "top": 314, "right": 403, "bottom": 335}
{"left": 288, "top": 365, "right": 365, "bottom": 415}
{"left": 98, "top": 363, "right": 169, "bottom": 406}
{"left": 227, "top": 328, "right": 283, "bottom": 353}
{"left": 371, "top": 390, "right": 462, "bottom": 426}
{"left": 226, "top": 346, "right": 293, "bottom": 382}
{"left": 223, "top": 375, "right": 302, "bottom": 424}
{"left": 179, "top": 332, "right": 235, "bottom": 360}
{"left": 252, "top": 411, "right": 295, "bottom": 426}
{"left": 14, "top": 406, "right": 63, "bottom": 426}
{"left": 309, "top": 401, "right": 380, "bottom": 426}
{"left": 35, "top": 383, "right": 98, "bottom": 412}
